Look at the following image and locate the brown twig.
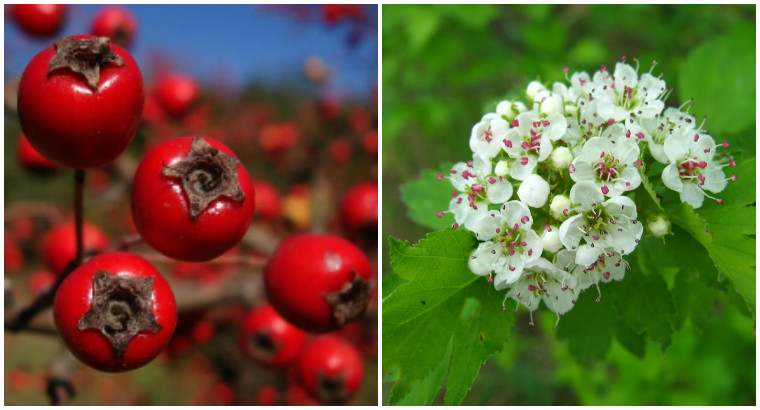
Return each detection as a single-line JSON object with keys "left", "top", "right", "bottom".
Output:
{"left": 46, "top": 351, "right": 77, "bottom": 405}
{"left": 5, "top": 170, "right": 86, "bottom": 332}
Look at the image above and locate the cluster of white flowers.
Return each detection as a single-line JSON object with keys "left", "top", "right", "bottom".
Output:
{"left": 442, "top": 61, "right": 736, "bottom": 319}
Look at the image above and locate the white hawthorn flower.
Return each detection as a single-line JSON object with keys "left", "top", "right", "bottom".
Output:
{"left": 549, "top": 194, "right": 571, "bottom": 221}
{"left": 496, "top": 100, "right": 526, "bottom": 120}
{"left": 526, "top": 81, "right": 546, "bottom": 100}
{"left": 569, "top": 123, "right": 641, "bottom": 196}
{"left": 448, "top": 155, "right": 514, "bottom": 230}
{"left": 466, "top": 201, "right": 543, "bottom": 286}
{"left": 505, "top": 258, "right": 578, "bottom": 315}
{"left": 647, "top": 214, "right": 670, "bottom": 237}
{"left": 470, "top": 113, "right": 509, "bottom": 160}
{"left": 541, "top": 225, "right": 563, "bottom": 253}
{"left": 593, "top": 62, "right": 667, "bottom": 122}
{"left": 554, "top": 249, "right": 627, "bottom": 292}
{"left": 661, "top": 129, "right": 731, "bottom": 208}
{"left": 517, "top": 174, "right": 550, "bottom": 208}
{"left": 502, "top": 112, "right": 564, "bottom": 180}
{"left": 639, "top": 107, "right": 696, "bottom": 164}
{"left": 550, "top": 146, "right": 573, "bottom": 170}
{"left": 558, "top": 181, "right": 643, "bottom": 267}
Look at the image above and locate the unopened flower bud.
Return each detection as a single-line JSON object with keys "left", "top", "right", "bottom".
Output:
{"left": 539, "top": 94, "right": 563, "bottom": 116}
{"left": 494, "top": 159, "right": 510, "bottom": 177}
{"left": 517, "top": 174, "right": 550, "bottom": 208}
{"left": 550, "top": 146, "right": 573, "bottom": 170}
{"left": 542, "top": 225, "right": 562, "bottom": 253}
{"left": 647, "top": 215, "right": 670, "bottom": 238}
{"left": 564, "top": 103, "right": 578, "bottom": 116}
{"left": 496, "top": 100, "right": 513, "bottom": 118}
{"left": 526, "top": 81, "right": 546, "bottom": 100}
{"left": 550, "top": 194, "right": 571, "bottom": 220}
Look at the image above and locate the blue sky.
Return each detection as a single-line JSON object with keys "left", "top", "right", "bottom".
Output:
{"left": 5, "top": 5, "right": 377, "bottom": 99}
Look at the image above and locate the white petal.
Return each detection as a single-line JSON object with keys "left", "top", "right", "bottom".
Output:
{"left": 494, "top": 256, "right": 526, "bottom": 288}
{"left": 638, "top": 73, "right": 666, "bottom": 101}
{"left": 472, "top": 154, "right": 492, "bottom": 176}
{"left": 578, "top": 137, "right": 609, "bottom": 162}
{"left": 543, "top": 280, "right": 578, "bottom": 315}
{"left": 502, "top": 128, "right": 523, "bottom": 158}
{"left": 661, "top": 163, "right": 683, "bottom": 192}
{"left": 611, "top": 138, "right": 640, "bottom": 165}
{"left": 544, "top": 114, "right": 568, "bottom": 141}
{"left": 637, "top": 99, "right": 664, "bottom": 118}
{"left": 559, "top": 215, "right": 584, "bottom": 250}
{"left": 537, "top": 138, "right": 553, "bottom": 161}
{"left": 523, "top": 229, "right": 543, "bottom": 263}
{"left": 614, "top": 62, "right": 638, "bottom": 89}
{"left": 468, "top": 211, "right": 501, "bottom": 241}
{"left": 701, "top": 167, "right": 728, "bottom": 193}
{"left": 486, "top": 177, "right": 513, "bottom": 204}
{"left": 604, "top": 195, "right": 638, "bottom": 220}
{"left": 448, "top": 162, "right": 471, "bottom": 191}
{"left": 648, "top": 142, "right": 669, "bottom": 164}
{"left": 596, "top": 101, "right": 628, "bottom": 122}
{"left": 449, "top": 195, "right": 470, "bottom": 224}
{"left": 663, "top": 132, "right": 688, "bottom": 161}
{"left": 500, "top": 200, "right": 532, "bottom": 228}
{"left": 506, "top": 277, "right": 540, "bottom": 310}
{"left": 468, "top": 241, "right": 502, "bottom": 276}
{"left": 509, "top": 156, "right": 537, "bottom": 181}
{"left": 575, "top": 244, "right": 602, "bottom": 267}
{"left": 570, "top": 181, "right": 604, "bottom": 209}
{"left": 611, "top": 166, "right": 641, "bottom": 194}
{"left": 680, "top": 182, "right": 705, "bottom": 208}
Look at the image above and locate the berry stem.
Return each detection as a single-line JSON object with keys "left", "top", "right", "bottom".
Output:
{"left": 5, "top": 170, "right": 87, "bottom": 332}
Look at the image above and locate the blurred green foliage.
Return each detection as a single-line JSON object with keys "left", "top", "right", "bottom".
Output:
{"left": 383, "top": 4, "right": 755, "bottom": 405}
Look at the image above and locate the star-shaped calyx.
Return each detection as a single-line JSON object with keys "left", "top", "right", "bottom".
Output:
{"left": 78, "top": 271, "right": 161, "bottom": 358}
{"left": 316, "top": 372, "right": 349, "bottom": 404}
{"left": 323, "top": 273, "right": 371, "bottom": 328}
{"left": 162, "top": 137, "right": 245, "bottom": 220}
{"left": 48, "top": 36, "right": 124, "bottom": 90}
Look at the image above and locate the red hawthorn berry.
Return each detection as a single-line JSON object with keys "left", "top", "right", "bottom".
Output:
{"left": 190, "top": 318, "right": 215, "bottom": 344}
{"left": 317, "top": 98, "right": 340, "bottom": 121}
{"left": 154, "top": 73, "right": 199, "bottom": 118}
{"left": 259, "top": 122, "right": 300, "bottom": 154}
{"left": 238, "top": 304, "right": 306, "bottom": 367}
{"left": 297, "top": 336, "right": 364, "bottom": 403}
{"left": 28, "top": 269, "right": 56, "bottom": 296}
{"left": 285, "top": 383, "right": 319, "bottom": 406}
{"left": 252, "top": 180, "right": 282, "bottom": 221}
{"left": 329, "top": 138, "right": 353, "bottom": 164}
{"left": 17, "top": 132, "right": 61, "bottom": 172}
{"left": 340, "top": 182, "right": 378, "bottom": 232}
{"left": 53, "top": 252, "right": 177, "bottom": 372}
{"left": 361, "top": 129, "right": 378, "bottom": 157}
{"left": 18, "top": 35, "right": 143, "bottom": 169}
{"left": 256, "top": 385, "right": 280, "bottom": 406}
{"left": 4, "top": 232, "right": 24, "bottom": 273}
{"left": 41, "top": 220, "right": 110, "bottom": 274}
{"left": 322, "top": 5, "right": 365, "bottom": 25}
{"left": 90, "top": 6, "right": 137, "bottom": 48}
{"left": 265, "top": 234, "right": 372, "bottom": 332}
{"left": 11, "top": 4, "right": 67, "bottom": 38}
{"left": 348, "top": 107, "right": 371, "bottom": 134}
{"left": 131, "top": 136, "right": 256, "bottom": 262}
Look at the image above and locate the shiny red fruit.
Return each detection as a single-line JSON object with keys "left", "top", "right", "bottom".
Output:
{"left": 28, "top": 269, "right": 56, "bottom": 296}
{"left": 329, "top": 138, "right": 353, "bottom": 164}
{"left": 259, "top": 122, "right": 300, "bottom": 154}
{"left": 154, "top": 73, "right": 199, "bottom": 117}
{"left": 285, "top": 383, "right": 319, "bottom": 406}
{"left": 16, "top": 132, "right": 60, "bottom": 171}
{"left": 5, "top": 232, "right": 24, "bottom": 273}
{"left": 11, "top": 4, "right": 67, "bottom": 38}
{"left": 53, "top": 252, "right": 177, "bottom": 372}
{"left": 361, "top": 129, "right": 378, "bottom": 156}
{"left": 252, "top": 180, "right": 282, "bottom": 221}
{"left": 41, "top": 220, "right": 110, "bottom": 274}
{"left": 238, "top": 304, "right": 306, "bottom": 367}
{"left": 297, "top": 336, "right": 364, "bottom": 403}
{"left": 265, "top": 234, "right": 372, "bottom": 332}
{"left": 18, "top": 35, "right": 143, "bottom": 168}
{"left": 131, "top": 136, "right": 255, "bottom": 262}
{"left": 340, "top": 182, "right": 378, "bottom": 232}
{"left": 91, "top": 6, "right": 137, "bottom": 47}
{"left": 256, "top": 385, "right": 280, "bottom": 406}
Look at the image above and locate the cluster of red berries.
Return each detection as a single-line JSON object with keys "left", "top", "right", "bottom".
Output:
{"left": 8, "top": 5, "right": 377, "bottom": 405}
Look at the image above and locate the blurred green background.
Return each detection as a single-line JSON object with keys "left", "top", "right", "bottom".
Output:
{"left": 382, "top": 4, "right": 755, "bottom": 405}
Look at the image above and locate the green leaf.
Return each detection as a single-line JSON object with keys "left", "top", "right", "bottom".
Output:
{"left": 399, "top": 165, "right": 454, "bottom": 230}
{"left": 610, "top": 256, "right": 677, "bottom": 347}
{"left": 556, "top": 284, "right": 616, "bottom": 363}
{"left": 679, "top": 25, "right": 755, "bottom": 143}
{"left": 383, "top": 230, "right": 514, "bottom": 404}
{"left": 668, "top": 158, "right": 756, "bottom": 311}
